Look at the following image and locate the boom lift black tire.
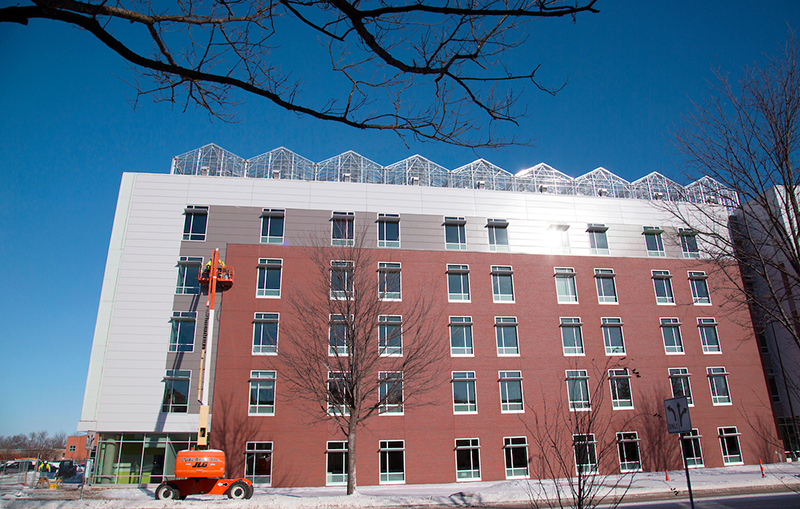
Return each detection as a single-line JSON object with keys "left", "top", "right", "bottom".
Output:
{"left": 155, "top": 482, "right": 181, "bottom": 500}
{"left": 246, "top": 483, "right": 254, "bottom": 499}
{"left": 226, "top": 481, "right": 249, "bottom": 499}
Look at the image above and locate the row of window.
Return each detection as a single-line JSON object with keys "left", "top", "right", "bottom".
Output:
{"left": 240, "top": 426, "right": 743, "bottom": 486}
{"left": 182, "top": 206, "right": 701, "bottom": 258}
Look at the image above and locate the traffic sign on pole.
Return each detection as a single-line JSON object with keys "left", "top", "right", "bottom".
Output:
{"left": 664, "top": 396, "right": 692, "bottom": 434}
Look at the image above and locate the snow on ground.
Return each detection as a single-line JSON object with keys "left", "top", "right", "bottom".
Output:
{"left": 2, "top": 463, "right": 800, "bottom": 508}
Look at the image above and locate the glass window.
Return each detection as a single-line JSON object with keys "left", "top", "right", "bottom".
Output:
{"left": 492, "top": 266, "right": 515, "bottom": 302}
{"left": 574, "top": 434, "right": 597, "bottom": 474}
{"left": 767, "top": 369, "right": 781, "bottom": 402}
{"left": 378, "top": 262, "right": 401, "bottom": 300}
{"left": 594, "top": 268, "right": 618, "bottom": 304}
{"left": 504, "top": 437, "right": 529, "bottom": 479}
{"left": 331, "top": 211, "right": 354, "bottom": 246}
{"left": 566, "top": 370, "right": 590, "bottom": 411}
{"left": 617, "top": 432, "right": 641, "bottom": 472}
{"left": 495, "top": 317, "right": 519, "bottom": 356}
{"left": 652, "top": 270, "right": 675, "bottom": 304}
{"left": 447, "top": 264, "right": 471, "bottom": 301}
{"left": 328, "top": 372, "right": 351, "bottom": 416}
{"left": 708, "top": 367, "right": 732, "bottom": 405}
{"left": 249, "top": 371, "right": 276, "bottom": 415}
{"left": 261, "top": 209, "right": 285, "bottom": 244}
{"left": 643, "top": 226, "right": 665, "bottom": 257}
{"left": 183, "top": 205, "right": 208, "bottom": 241}
{"left": 487, "top": 219, "right": 509, "bottom": 252}
{"left": 555, "top": 267, "right": 578, "bottom": 303}
{"left": 253, "top": 313, "right": 279, "bottom": 354}
{"left": 379, "top": 315, "right": 403, "bottom": 356}
{"left": 330, "top": 260, "right": 354, "bottom": 299}
{"left": 245, "top": 442, "right": 273, "bottom": 485}
{"left": 698, "top": 318, "right": 721, "bottom": 353}
{"left": 609, "top": 369, "right": 633, "bottom": 409}
{"left": 587, "top": 224, "right": 609, "bottom": 255}
{"left": 682, "top": 429, "right": 704, "bottom": 467}
{"left": 561, "top": 317, "right": 584, "bottom": 356}
{"left": 256, "top": 259, "right": 282, "bottom": 298}
{"left": 719, "top": 427, "right": 743, "bottom": 464}
{"left": 379, "top": 440, "right": 405, "bottom": 483}
{"left": 499, "top": 371, "right": 524, "bottom": 412}
{"left": 453, "top": 372, "right": 477, "bottom": 413}
{"left": 444, "top": 217, "right": 467, "bottom": 250}
{"left": 455, "top": 439, "right": 481, "bottom": 481}
{"left": 669, "top": 368, "right": 693, "bottom": 405}
{"left": 326, "top": 442, "right": 348, "bottom": 485}
{"left": 169, "top": 311, "right": 196, "bottom": 352}
{"left": 379, "top": 372, "right": 404, "bottom": 414}
{"left": 689, "top": 271, "right": 711, "bottom": 304}
{"left": 176, "top": 256, "right": 202, "bottom": 294}
{"left": 602, "top": 318, "right": 625, "bottom": 355}
{"left": 661, "top": 318, "right": 684, "bottom": 354}
{"left": 162, "top": 370, "right": 191, "bottom": 413}
{"left": 329, "top": 315, "right": 349, "bottom": 356}
{"left": 377, "top": 213, "right": 400, "bottom": 248}
{"left": 679, "top": 228, "right": 700, "bottom": 258}
{"left": 548, "top": 224, "right": 570, "bottom": 254}
{"left": 449, "top": 317, "right": 474, "bottom": 356}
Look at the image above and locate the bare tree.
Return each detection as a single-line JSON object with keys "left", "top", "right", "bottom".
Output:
{"left": 0, "top": 0, "right": 599, "bottom": 148}
{"left": 280, "top": 227, "right": 445, "bottom": 494}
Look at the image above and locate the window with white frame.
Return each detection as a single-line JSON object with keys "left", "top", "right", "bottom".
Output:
{"left": 609, "top": 369, "right": 633, "bottom": 409}
{"left": 499, "top": 371, "right": 524, "bottom": 412}
{"left": 504, "top": 437, "right": 529, "bottom": 479}
{"left": 169, "top": 312, "right": 196, "bottom": 352}
{"left": 561, "top": 317, "right": 584, "bottom": 356}
{"left": 444, "top": 217, "right": 467, "bottom": 250}
{"left": 453, "top": 372, "right": 477, "bottom": 413}
{"left": 574, "top": 434, "right": 598, "bottom": 474}
{"left": 329, "top": 315, "right": 349, "bottom": 356}
{"left": 447, "top": 264, "right": 471, "bottom": 301}
{"left": 698, "top": 318, "right": 721, "bottom": 353}
{"left": 708, "top": 367, "right": 732, "bottom": 404}
{"left": 331, "top": 211, "right": 354, "bottom": 246}
{"left": 643, "top": 226, "right": 666, "bottom": 257}
{"left": 587, "top": 224, "right": 609, "bottom": 255}
{"left": 377, "top": 213, "right": 400, "bottom": 248}
{"left": 249, "top": 371, "right": 276, "bottom": 415}
{"left": 602, "top": 318, "right": 625, "bottom": 355}
{"left": 682, "top": 429, "right": 704, "bottom": 467}
{"left": 176, "top": 256, "right": 202, "bottom": 294}
{"left": 689, "top": 271, "right": 711, "bottom": 304}
{"left": 256, "top": 259, "right": 282, "bottom": 297}
{"left": 495, "top": 317, "right": 519, "bottom": 355}
{"left": 487, "top": 219, "right": 509, "bottom": 251}
{"left": 661, "top": 318, "right": 684, "bottom": 354}
{"left": 328, "top": 372, "right": 351, "bottom": 415}
{"left": 669, "top": 368, "right": 693, "bottom": 405}
{"left": 652, "top": 270, "right": 675, "bottom": 304}
{"left": 379, "top": 371, "right": 404, "bottom": 414}
{"left": 617, "top": 432, "right": 641, "bottom": 472}
{"left": 162, "top": 369, "right": 191, "bottom": 413}
{"left": 330, "top": 260, "right": 354, "bottom": 299}
{"left": 379, "top": 315, "right": 402, "bottom": 356}
{"left": 326, "top": 442, "right": 348, "bottom": 485}
{"left": 378, "top": 262, "right": 401, "bottom": 300}
{"left": 455, "top": 439, "right": 481, "bottom": 480}
{"left": 491, "top": 265, "right": 515, "bottom": 302}
{"left": 594, "top": 268, "right": 618, "bottom": 304}
{"left": 379, "top": 440, "right": 405, "bottom": 483}
{"left": 261, "top": 209, "right": 285, "bottom": 244}
{"left": 449, "top": 317, "right": 474, "bottom": 356}
{"left": 679, "top": 228, "right": 700, "bottom": 258}
{"left": 183, "top": 205, "right": 208, "bottom": 241}
{"left": 548, "top": 224, "right": 570, "bottom": 254}
{"left": 252, "top": 312, "right": 279, "bottom": 354}
{"left": 718, "top": 427, "right": 743, "bottom": 464}
{"left": 566, "top": 370, "right": 591, "bottom": 411}
{"left": 554, "top": 267, "right": 578, "bottom": 303}
{"left": 245, "top": 442, "right": 273, "bottom": 485}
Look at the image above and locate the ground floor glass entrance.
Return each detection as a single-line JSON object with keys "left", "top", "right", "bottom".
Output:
{"left": 93, "top": 433, "right": 196, "bottom": 484}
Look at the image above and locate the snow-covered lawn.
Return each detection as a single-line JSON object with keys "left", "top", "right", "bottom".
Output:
{"left": 2, "top": 463, "right": 800, "bottom": 508}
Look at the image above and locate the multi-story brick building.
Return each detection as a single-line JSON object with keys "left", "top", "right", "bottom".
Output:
{"left": 79, "top": 143, "right": 777, "bottom": 486}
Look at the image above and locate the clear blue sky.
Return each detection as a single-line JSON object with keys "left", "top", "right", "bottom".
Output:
{"left": 1, "top": 1, "right": 798, "bottom": 437}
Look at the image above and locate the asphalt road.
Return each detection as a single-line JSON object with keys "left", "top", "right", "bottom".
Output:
{"left": 617, "top": 491, "right": 800, "bottom": 508}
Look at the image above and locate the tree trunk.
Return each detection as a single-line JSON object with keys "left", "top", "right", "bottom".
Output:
{"left": 347, "top": 418, "right": 358, "bottom": 495}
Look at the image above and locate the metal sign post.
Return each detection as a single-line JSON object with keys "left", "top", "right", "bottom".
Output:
{"left": 664, "top": 397, "right": 694, "bottom": 509}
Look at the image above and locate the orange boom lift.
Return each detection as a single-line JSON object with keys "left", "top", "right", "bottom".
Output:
{"left": 155, "top": 249, "right": 252, "bottom": 500}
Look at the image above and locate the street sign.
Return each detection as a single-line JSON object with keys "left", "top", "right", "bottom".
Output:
{"left": 664, "top": 396, "right": 692, "bottom": 434}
